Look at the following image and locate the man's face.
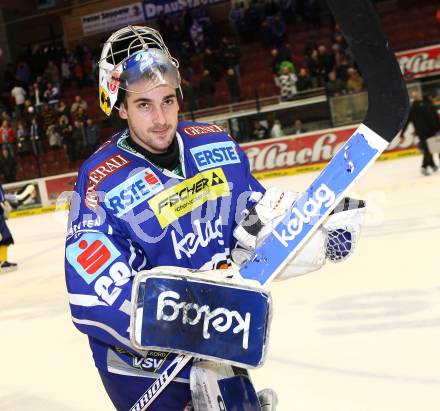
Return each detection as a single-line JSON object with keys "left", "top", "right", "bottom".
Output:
{"left": 119, "top": 83, "right": 179, "bottom": 154}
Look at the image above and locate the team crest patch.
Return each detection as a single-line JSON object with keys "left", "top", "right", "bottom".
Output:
{"left": 148, "top": 167, "right": 230, "bottom": 228}
{"left": 190, "top": 141, "right": 241, "bottom": 171}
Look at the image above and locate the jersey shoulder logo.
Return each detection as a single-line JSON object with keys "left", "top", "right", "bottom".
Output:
{"left": 85, "top": 153, "right": 130, "bottom": 209}
{"left": 190, "top": 141, "right": 241, "bottom": 171}
{"left": 104, "top": 168, "right": 163, "bottom": 217}
{"left": 180, "top": 124, "right": 224, "bottom": 137}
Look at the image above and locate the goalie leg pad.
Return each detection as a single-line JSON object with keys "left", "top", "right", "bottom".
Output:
{"left": 190, "top": 360, "right": 262, "bottom": 411}
{"left": 130, "top": 267, "right": 272, "bottom": 368}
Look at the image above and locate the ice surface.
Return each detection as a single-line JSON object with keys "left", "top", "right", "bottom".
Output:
{"left": 1, "top": 155, "right": 439, "bottom": 410}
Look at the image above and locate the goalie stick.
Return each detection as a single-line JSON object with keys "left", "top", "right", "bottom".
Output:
{"left": 130, "top": 0, "right": 409, "bottom": 409}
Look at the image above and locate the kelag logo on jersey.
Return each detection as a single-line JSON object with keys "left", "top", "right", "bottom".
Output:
{"left": 105, "top": 168, "right": 163, "bottom": 217}
{"left": 66, "top": 233, "right": 120, "bottom": 284}
{"left": 148, "top": 167, "right": 230, "bottom": 228}
{"left": 190, "top": 141, "right": 241, "bottom": 171}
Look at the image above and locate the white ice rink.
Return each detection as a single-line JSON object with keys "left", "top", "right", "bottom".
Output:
{"left": 1, "top": 154, "right": 439, "bottom": 411}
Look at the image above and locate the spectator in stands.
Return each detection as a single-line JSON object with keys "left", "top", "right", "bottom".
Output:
{"left": 70, "top": 95, "right": 88, "bottom": 120}
{"left": 291, "top": 119, "right": 307, "bottom": 135}
{"left": 306, "top": 48, "right": 323, "bottom": 87}
{"left": 226, "top": 68, "right": 241, "bottom": 103}
{"left": 72, "top": 59, "right": 85, "bottom": 88}
{"left": 303, "top": 0, "right": 322, "bottom": 29}
{"left": 23, "top": 105, "right": 35, "bottom": 127}
{"left": 274, "top": 65, "right": 298, "bottom": 101}
{"left": 203, "top": 47, "right": 221, "bottom": 81}
{"left": 85, "top": 118, "right": 101, "bottom": 154}
{"left": 317, "top": 44, "right": 335, "bottom": 77}
{"left": 0, "top": 120, "right": 14, "bottom": 158}
{"left": 222, "top": 38, "right": 241, "bottom": 77}
{"left": 229, "top": 3, "right": 244, "bottom": 36}
{"left": 270, "top": 119, "right": 285, "bottom": 138}
{"left": 43, "top": 61, "right": 61, "bottom": 87}
{"left": 175, "top": 41, "right": 194, "bottom": 79}
{"left": 252, "top": 120, "right": 269, "bottom": 140}
{"left": 334, "top": 55, "right": 351, "bottom": 83}
{"left": 30, "top": 116, "right": 43, "bottom": 155}
{"left": 72, "top": 106, "right": 87, "bottom": 124}
{"left": 325, "top": 70, "right": 346, "bottom": 98}
{"left": 43, "top": 82, "right": 60, "bottom": 107}
{"left": 0, "top": 147, "right": 17, "bottom": 183}
{"left": 271, "top": 44, "right": 292, "bottom": 75}
{"left": 190, "top": 19, "right": 204, "bottom": 53}
{"left": 47, "top": 124, "right": 62, "bottom": 150}
{"left": 270, "top": 13, "right": 287, "bottom": 47}
{"left": 258, "top": 18, "right": 273, "bottom": 49}
{"left": 58, "top": 114, "right": 74, "bottom": 161}
{"left": 56, "top": 100, "right": 69, "bottom": 118}
{"left": 40, "top": 102, "right": 57, "bottom": 132}
{"left": 304, "top": 34, "right": 318, "bottom": 58}
{"left": 2, "top": 63, "right": 15, "bottom": 92}
{"left": 346, "top": 67, "right": 364, "bottom": 94}
{"left": 16, "top": 61, "right": 31, "bottom": 87}
{"left": 31, "top": 80, "right": 44, "bottom": 112}
{"left": 1, "top": 111, "right": 11, "bottom": 125}
{"left": 71, "top": 120, "right": 85, "bottom": 161}
{"left": 401, "top": 91, "right": 440, "bottom": 176}
{"left": 15, "top": 121, "right": 31, "bottom": 157}
{"left": 198, "top": 69, "right": 216, "bottom": 108}
{"left": 265, "top": 0, "right": 280, "bottom": 17}
{"left": 296, "top": 67, "right": 314, "bottom": 92}
{"left": 61, "top": 57, "right": 72, "bottom": 86}
{"left": 242, "top": 0, "right": 263, "bottom": 42}
{"left": 181, "top": 77, "right": 199, "bottom": 113}
{"left": 11, "top": 83, "right": 26, "bottom": 119}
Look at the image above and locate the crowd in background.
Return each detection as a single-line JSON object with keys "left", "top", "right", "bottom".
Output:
{"left": 0, "top": 0, "right": 428, "bottom": 183}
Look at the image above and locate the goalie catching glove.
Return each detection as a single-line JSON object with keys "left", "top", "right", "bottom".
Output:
{"left": 231, "top": 188, "right": 366, "bottom": 279}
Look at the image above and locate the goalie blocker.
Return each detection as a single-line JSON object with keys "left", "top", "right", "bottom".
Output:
{"left": 130, "top": 267, "right": 272, "bottom": 369}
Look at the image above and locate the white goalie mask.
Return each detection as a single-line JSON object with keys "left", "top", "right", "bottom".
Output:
{"left": 98, "top": 25, "right": 181, "bottom": 116}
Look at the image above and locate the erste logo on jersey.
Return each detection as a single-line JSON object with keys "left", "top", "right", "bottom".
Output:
{"left": 148, "top": 168, "right": 229, "bottom": 228}
{"left": 181, "top": 124, "right": 224, "bottom": 137}
{"left": 105, "top": 168, "right": 163, "bottom": 217}
{"left": 85, "top": 154, "right": 130, "bottom": 209}
{"left": 190, "top": 141, "right": 241, "bottom": 171}
{"left": 66, "top": 232, "right": 121, "bottom": 284}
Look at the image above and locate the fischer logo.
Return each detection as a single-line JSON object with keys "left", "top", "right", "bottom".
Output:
{"left": 149, "top": 168, "right": 229, "bottom": 228}
{"left": 182, "top": 124, "right": 224, "bottom": 137}
{"left": 171, "top": 216, "right": 224, "bottom": 260}
{"left": 398, "top": 52, "right": 440, "bottom": 76}
{"left": 85, "top": 154, "right": 130, "bottom": 209}
{"left": 273, "top": 184, "right": 336, "bottom": 247}
{"left": 156, "top": 290, "right": 251, "bottom": 349}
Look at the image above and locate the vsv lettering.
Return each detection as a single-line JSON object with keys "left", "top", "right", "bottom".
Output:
{"left": 156, "top": 290, "right": 251, "bottom": 349}
{"left": 273, "top": 184, "right": 336, "bottom": 247}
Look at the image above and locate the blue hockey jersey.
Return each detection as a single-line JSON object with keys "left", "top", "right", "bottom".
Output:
{"left": 65, "top": 121, "right": 264, "bottom": 382}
